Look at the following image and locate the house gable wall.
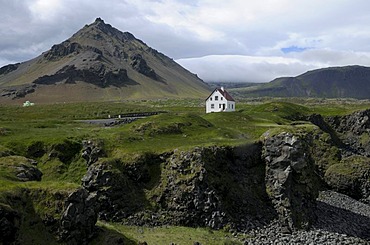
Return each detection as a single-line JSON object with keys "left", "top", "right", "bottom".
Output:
{"left": 206, "top": 89, "right": 235, "bottom": 113}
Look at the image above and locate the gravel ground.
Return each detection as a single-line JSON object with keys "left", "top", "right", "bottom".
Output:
{"left": 243, "top": 191, "right": 370, "bottom": 245}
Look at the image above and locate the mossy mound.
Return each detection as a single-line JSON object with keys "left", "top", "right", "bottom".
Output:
{"left": 325, "top": 155, "right": 370, "bottom": 200}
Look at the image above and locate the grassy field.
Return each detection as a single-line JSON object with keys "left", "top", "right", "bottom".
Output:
{"left": 95, "top": 222, "right": 245, "bottom": 245}
{"left": 1, "top": 98, "right": 369, "bottom": 185}
{"left": 0, "top": 98, "right": 369, "bottom": 244}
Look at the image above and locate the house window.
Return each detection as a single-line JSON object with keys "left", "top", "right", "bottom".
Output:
{"left": 232, "top": 104, "right": 234, "bottom": 109}
{"left": 211, "top": 104, "right": 214, "bottom": 109}
{"left": 210, "top": 97, "right": 212, "bottom": 101}
{"left": 219, "top": 104, "right": 221, "bottom": 108}
{"left": 215, "top": 96, "right": 218, "bottom": 101}
{"left": 221, "top": 97, "right": 223, "bottom": 100}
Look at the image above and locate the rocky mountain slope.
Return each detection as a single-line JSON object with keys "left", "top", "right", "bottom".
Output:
{"left": 0, "top": 18, "right": 210, "bottom": 103}
{"left": 233, "top": 65, "right": 370, "bottom": 99}
{"left": 1, "top": 108, "right": 369, "bottom": 244}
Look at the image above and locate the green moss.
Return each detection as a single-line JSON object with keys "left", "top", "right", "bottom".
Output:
{"left": 326, "top": 155, "right": 370, "bottom": 178}
{"left": 360, "top": 132, "right": 370, "bottom": 146}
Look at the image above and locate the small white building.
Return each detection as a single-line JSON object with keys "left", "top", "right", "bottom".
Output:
{"left": 205, "top": 87, "right": 235, "bottom": 113}
{"left": 23, "top": 101, "right": 35, "bottom": 107}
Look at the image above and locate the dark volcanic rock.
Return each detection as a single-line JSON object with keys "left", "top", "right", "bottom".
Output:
{"left": 0, "top": 63, "right": 20, "bottom": 75}
{"left": 81, "top": 140, "right": 105, "bottom": 166}
{"left": 0, "top": 204, "right": 20, "bottom": 245}
{"left": 328, "top": 109, "right": 370, "bottom": 135}
{"left": 14, "top": 163, "right": 43, "bottom": 181}
{"left": 324, "top": 155, "right": 370, "bottom": 202}
{"left": 130, "top": 53, "right": 158, "bottom": 80}
{"left": 33, "top": 64, "right": 133, "bottom": 88}
{"left": 263, "top": 132, "right": 320, "bottom": 231}
{"left": 44, "top": 41, "right": 82, "bottom": 61}
{"left": 81, "top": 159, "right": 145, "bottom": 221}
{"left": 1, "top": 84, "right": 36, "bottom": 99}
{"left": 150, "top": 145, "right": 274, "bottom": 230}
{"left": 327, "top": 109, "right": 370, "bottom": 156}
{"left": 60, "top": 188, "right": 98, "bottom": 245}
{"left": 81, "top": 145, "right": 274, "bottom": 231}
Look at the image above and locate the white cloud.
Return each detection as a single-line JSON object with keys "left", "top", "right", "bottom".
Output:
{"left": 177, "top": 55, "right": 315, "bottom": 83}
{"left": 177, "top": 49, "right": 370, "bottom": 83}
{"left": 29, "top": 0, "right": 64, "bottom": 21}
{"left": 1, "top": 0, "right": 370, "bottom": 82}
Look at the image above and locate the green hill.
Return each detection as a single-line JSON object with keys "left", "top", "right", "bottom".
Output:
{"left": 232, "top": 65, "right": 370, "bottom": 99}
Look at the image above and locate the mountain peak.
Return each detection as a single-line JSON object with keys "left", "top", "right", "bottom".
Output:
{"left": 94, "top": 17, "right": 105, "bottom": 24}
{"left": 0, "top": 19, "right": 210, "bottom": 103}
{"left": 77, "top": 18, "right": 136, "bottom": 43}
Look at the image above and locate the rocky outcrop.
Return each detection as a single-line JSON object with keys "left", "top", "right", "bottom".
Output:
{"left": 1, "top": 84, "right": 36, "bottom": 99}
{"left": 82, "top": 145, "right": 274, "bottom": 231}
{"left": 0, "top": 63, "right": 20, "bottom": 75}
{"left": 44, "top": 41, "right": 82, "bottom": 61}
{"left": 327, "top": 109, "right": 370, "bottom": 157}
{"left": 33, "top": 64, "right": 133, "bottom": 88}
{"left": 130, "top": 54, "right": 158, "bottom": 80}
{"left": 81, "top": 140, "right": 105, "bottom": 166}
{"left": 263, "top": 132, "right": 320, "bottom": 231}
{"left": 0, "top": 156, "right": 42, "bottom": 181}
{"left": 324, "top": 155, "right": 370, "bottom": 202}
{"left": 14, "top": 163, "right": 43, "bottom": 181}
{"left": 0, "top": 204, "right": 20, "bottom": 245}
{"left": 155, "top": 148, "right": 228, "bottom": 229}
{"left": 328, "top": 109, "right": 370, "bottom": 135}
{"left": 59, "top": 188, "right": 98, "bottom": 245}
{"left": 81, "top": 158, "right": 146, "bottom": 221}
{"left": 307, "top": 109, "right": 370, "bottom": 202}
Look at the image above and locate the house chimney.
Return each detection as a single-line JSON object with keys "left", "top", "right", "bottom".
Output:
{"left": 221, "top": 86, "right": 224, "bottom": 91}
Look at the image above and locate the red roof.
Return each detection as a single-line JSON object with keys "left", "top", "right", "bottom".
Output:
{"left": 206, "top": 87, "right": 235, "bottom": 101}
{"left": 217, "top": 88, "right": 235, "bottom": 101}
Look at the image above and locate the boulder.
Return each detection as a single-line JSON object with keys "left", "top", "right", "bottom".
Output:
{"left": 59, "top": 188, "right": 98, "bottom": 245}
{"left": 263, "top": 132, "right": 320, "bottom": 231}
{"left": 82, "top": 159, "right": 144, "bottom": 221}
{"left": 15, "top": 164, "right": 43, "bottom": 181}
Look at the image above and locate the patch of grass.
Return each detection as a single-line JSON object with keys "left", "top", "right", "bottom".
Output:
{"left": 360, "top": 132, "right": 370, "bottom": 146}
{"left": 96, "top": 222, "right": 245, "bottom": 245}
{"left": 326, "top": 155, "right": 370, "bottom": 178}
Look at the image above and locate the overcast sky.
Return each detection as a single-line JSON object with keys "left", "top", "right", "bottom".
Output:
{"left": 1, "top": 0, "right": 370, "bottom": 83}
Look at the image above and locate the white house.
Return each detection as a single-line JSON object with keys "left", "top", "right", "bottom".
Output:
{"left": 205, "top": 87, "right": 235, "bottom": 113}
{"left": 23, "top": 101, "right": 35, "bottom": 107}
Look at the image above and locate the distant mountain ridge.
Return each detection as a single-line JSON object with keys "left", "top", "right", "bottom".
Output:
{"left": 233, "top": 65, "right": 370, "bottom": 99}
{"left": 0, "top": 18, "right": 210, "bottom": 103}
